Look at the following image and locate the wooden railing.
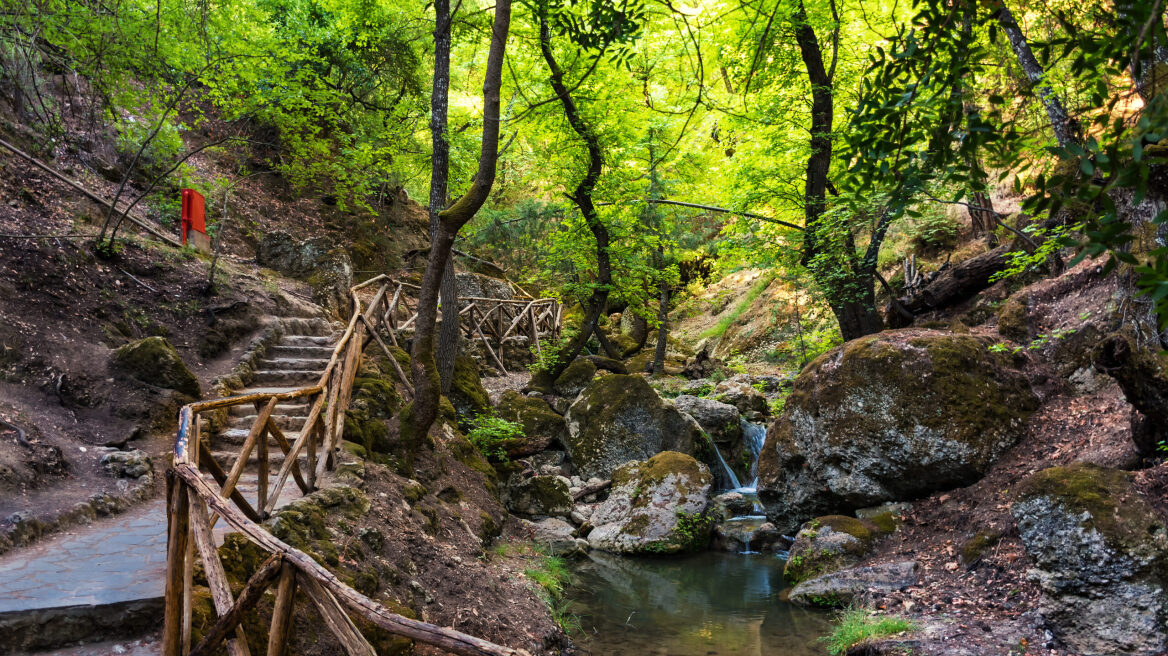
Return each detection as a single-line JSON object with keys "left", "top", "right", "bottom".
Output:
{"left": 165, "top": 274, "right": 529, "bottom": 656}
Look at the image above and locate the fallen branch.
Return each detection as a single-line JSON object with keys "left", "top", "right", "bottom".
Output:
{"left": 572, "top": 479, "right": 611, "bottom": 500}
{"left": 0, "top": 418, "right": 30, "bottom": 448}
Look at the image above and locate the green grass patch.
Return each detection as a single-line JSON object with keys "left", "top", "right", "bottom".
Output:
{"left": 698, "top": 274, "right": 775, "bottom": 340}
{"left": 822, "top": 608, "right": 915, "bottom": 655}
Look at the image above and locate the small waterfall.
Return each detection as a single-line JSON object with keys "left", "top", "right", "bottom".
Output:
{"left": 703, "top": 432, "right": 741, "bottom": 490}
{"left": 740, "top": 418, "right": 768, "bottom": 489}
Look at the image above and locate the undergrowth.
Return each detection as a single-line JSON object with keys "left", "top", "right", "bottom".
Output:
{"left": 493, "top": 541, "right": 581, "bottom": 633}
{"left": 822, "top": 608, "right": 915, "bottom": 655}
{"left": 698, "top": 273, "right": 775, "bottom": 340}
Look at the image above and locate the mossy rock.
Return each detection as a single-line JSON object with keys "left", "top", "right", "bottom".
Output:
{"left": 610, "top": 332, "right": 640, "bottom": 358}
{"left": 784, "top": 515, "right": 881, "bottom": 585}
{"left": 503, "top": 474, "right": 572, "bottom": 517}
{"left": 111, "top": 336, "right": 200, "bottom": 396}
{"left": 554, "top": 357, "right": 597, "bottom": 397}
{"left": 997, "top": 295, "right": 1030, "bottom": 342}
{"left": 588, "top": 452, "right": 714, "bottom": 555}
{"left": 563, "top": 375, "right": 702, "bottom": 480}
{"left": 447, "top": 354, "right": 489, "bottom": 430}
{"left": 494, "top": 390, "right": 567, "bottom": 457}
{"left": 344, "top": 375, "right": 402, "bottom": 455}
{"left": 758, "top": 330, "right": 1038, "bottom": 533}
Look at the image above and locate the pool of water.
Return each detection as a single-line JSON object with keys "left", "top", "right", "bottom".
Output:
{"left": 566, "top": 551, "right": 832, "bottom": 656}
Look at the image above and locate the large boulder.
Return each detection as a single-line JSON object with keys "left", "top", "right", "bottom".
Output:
{"left": 257, "top": 231, "right": 353, "bottom": 316}
{"left": 554, "top": 358, "right": 597, "bottom": 398}
{"left": 111, "top": 336, "right": 201, "bottom": 397}
{"left": 503, "top": 475, "right": 572, "bottom": 518}
{"left": 673, "top": 395, "right": 742, "bottom": 444}
{"left": 1013, "top": 463, "right": 1168, "bottom": 656}
{"left": 520, "top": 517, "right": 588, "bottom": 557}
{"left": 586, "top": 452, "right": 713, "bottom": 554}
{"left": 758, "top": 331, "right": 1037, "bottom": 531}
{"left": 564, "top": 375, "right": 702, "bottom": 480}
{"left": 494, "top": 390, "right": 567, "bottom": 457}
{"left": 447, "top": 355, "right": 489, "bottom": 430}
{"left": 713, "top": 377, "right": 769, "bottom": 417}
{"left": 455, "top": 272, "right": 514, "bottom": 301}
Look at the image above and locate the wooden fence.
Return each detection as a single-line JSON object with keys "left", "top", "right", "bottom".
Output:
{"left": 165, "top": 275, "right": 534, "bottom": 656}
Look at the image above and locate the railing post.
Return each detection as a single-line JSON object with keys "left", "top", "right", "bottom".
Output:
{"left": 163, "top": 473, "right": 190, "bottom": 656}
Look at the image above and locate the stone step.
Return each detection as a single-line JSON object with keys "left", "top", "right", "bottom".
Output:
{"left": 234, "top": 386, "right": 314, "bottom": 397}
{"left": 280, "top": 335, "right": 334, "bottom": 347}
{"left": 209, "top": 449, "right": 309, "bottom": 474}
{"left": 270, "top": 344, "right": 335, "bottom": 359}
{"left": 257, "top": 357, "right": 330, "bottom": 371}
{"left": 250, "top": 370, "right": 323, "bottom": 386}
{"left": 227, "top": 402, "right": 311, "bottom": 418}
{"left": 227, "top": 413, "right": 311, "bottom": 431}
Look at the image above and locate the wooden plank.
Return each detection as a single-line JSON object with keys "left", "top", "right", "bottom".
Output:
{"left": 162, "top": 477, "right": 189, "bottom": 656}
{"left": 188, "top": 387, "right": 321, "bottom": 414}
{"left": 256, "top": 403, "right": 269, "bottom": 513}
{"left": 265, "top": 418, "right": 310, "bottom": 495}
{"left": 298, "top": 574, "right": 377, "bottom": 656}
{"left": 307, "top": 415, "right": 319, "bottom": 491}
{"left": 475, "top": 320, "right": 507, "bottom": 374}
{"left": 198, "top": 440, "right": 262, "bottom": 522}
{"left": 528, "top": 305, "right": 541, "bottom": 356}
{"left": 177, "top": 465, "right": 522, "bottom": 656}
{"left": 267, "top": 564, "right": 297, "bottom": 656}
{"left": 318, "top": 326, "right": 363, "bottom": 481}
{"left": 190, "top": 497, "right": 253, "bottom": 656}
{"left": 500, "top": 300, "right": 536, "bottom": 341}
{"left": 183, "top": 516, "right": 194, "bottom": 653}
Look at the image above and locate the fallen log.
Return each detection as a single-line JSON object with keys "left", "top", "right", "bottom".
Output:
{"left": 572, "top": 479, "right": 612, "bottom": 501}
{"left": 887, "top": 245, "right": 1010, "bottom": 328}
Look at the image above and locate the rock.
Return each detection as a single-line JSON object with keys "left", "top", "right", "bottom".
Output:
{"left": 759, "top": 331, "right": 1038, "bottom": 531}
{"left": 257, "top": 231, "right": 352, "bottom": 316}
{"left": 99, "top": 450, "right": 151, "bottom": 479}
{"left": 784, "top": 515, "right": 884, "bottom": 585}
{"left": 447, "top": 355, "right": 490, "bottom": 430}
{"left": 503, "top": 475, "right": 572, "bottom": 517}
{"left": 1013, "top": 463, "right": 1168, "bottom": 656}
{"left": 713, "top": 378, "right": 768, "bottom": 416}
{"left": 959, "top": 528, "right": 1002, "bottom": 566}
{"left": 713, "top": 518, "right": 782, "bottom": 553}
{"left": 111, "top": 337, "right": 201, "bottom": 397}
{"left": 494, "top": 391, "right": 567, "bottom": 457}
{"left": 609, "top": 333, "right": 640, "bottom": 358}
{"left": 709, "top": 492, "right": 756, "bottom": 521}
{"left": 454, "top": 272, "right": 514, "bottom": 301}
{"left": 682, "top": 346, "right": 721, "bottom": 379}
{"left": 587, "top": 452, "right": 713, "bottom": 554}
{"left": 522, "top": 517, "right": 588, "bottom": 557}
{"left": 554, "top": 358, "right": 597, "bottom": 398}
{"left": 563, "top": 375, "right": 702, "bottom": 480}
{"left": 788, "top": 561, "right": 919, "bottom": 608}
{"left": 673, "top": 395, "right": 742, "bottom": 444}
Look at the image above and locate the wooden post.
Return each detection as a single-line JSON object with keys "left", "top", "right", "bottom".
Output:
{"left": 267, "top": 564, "right": 297, "bottom": 656}
{"left": 190, "top": 497, "right": 253, "bottom": 656}
{"left": 256, "top": 403, "right": 269, "bottom": 513}
{"left": 298, "top": 574, "right": 377, "bottom": 656}
{"left": 307, "top": 414, "right": 319, "bottom": 490}
{"left": 163, "top": 476, "right": 190, "bottom": 656}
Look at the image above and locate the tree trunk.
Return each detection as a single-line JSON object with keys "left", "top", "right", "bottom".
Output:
{"left": 831, "top": 287, "right": 883, "bottom": 342}
{"left": 407, "top": 0, "right": 511, "bottom": 449}
{"left": 886, "top": 244, "right": 1011, "bottom": 327}
{"left": 528, "top": 2, "right": 611, "bottom": 386}
{"left": 427, "top": 0, "right": 461, "bottom": 395}
{"left": 630, "top": 314, "right": 649, "bottom": 350}
{"left": 996, "top": 2, "right": 1080, "bottom": 148}
{"left": 651, "top": 284, "right": 670, "bottom": 372}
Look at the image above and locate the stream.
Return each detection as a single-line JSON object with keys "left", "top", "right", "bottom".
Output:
{"left": 566, "top": 419, "right": 832, "bottom": 655}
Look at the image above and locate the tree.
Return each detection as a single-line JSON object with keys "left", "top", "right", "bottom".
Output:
{"left": 406, "top": 0, "right": 512, "bottom": 449}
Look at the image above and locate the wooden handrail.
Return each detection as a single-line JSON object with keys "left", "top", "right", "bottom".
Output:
{"left": 167, "top": 275, "right": 536, "bottom": 656}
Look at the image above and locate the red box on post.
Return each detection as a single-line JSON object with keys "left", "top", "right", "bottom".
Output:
{"left": 180, "top": 189, "right": 210, "bottom": 252}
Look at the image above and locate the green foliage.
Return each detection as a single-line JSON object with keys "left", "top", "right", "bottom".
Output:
{"left": 822, "top": 609, "right": 915, "bottom": 655}
{"left": 466, "top": 415, "right": 523, "bottom": 463}
{"left": 698, "top": 274, "right": 774, "bottom": 340}
{"left": 528, "top": 326, "right": 581, "bottom": 376}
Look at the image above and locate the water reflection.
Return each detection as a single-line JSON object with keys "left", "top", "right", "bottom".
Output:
{"left": 567, "top": 551, "right": 831, "bottom": 656}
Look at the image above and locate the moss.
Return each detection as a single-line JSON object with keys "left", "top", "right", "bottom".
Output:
{"left": 111, "top": 336, "right": 201, "bottom": 396}
{"left": 344, "top": 375, "right": 401, "bottom": 455}
{"left": 960, "top": 528, "right": 1002, "bottom": 565}
{"left": 448, "top": 355, "right": 489, "bottom": 429}
{"left": 437, "top": 486, "right": 462, "bottom": 503}
{"left": 554, "top": 357, "right": 597, "bottom": 395}
{"left": 610, "top": 332, "right": 640, "bottom": 358}
{"left": 784, "top": 515, "right": 880, "bottom": 585}
{"left": 866, "top": 511, "right": 900, "bottom": 534}
{"left": 612, "top": 451, "right": 711, "bottom": 493}
{"left": 402, "top": 480, "right": 427, "bottom": 503}
{"left": 626, "top": 350, "right": 653, "bottom": 373}
{"left": 997, "top": 296, "right": 1030, "bottom": 342}
{"left": 495, "top": 390, "right": 565, "bottom": 456}
{"left": 1018, "top": 463, "right": 1167, "bottom": 553}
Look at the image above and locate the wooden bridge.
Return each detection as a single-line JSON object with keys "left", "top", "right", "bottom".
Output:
{"left": 164, "top": 275, "right": 557, "bottom": 656}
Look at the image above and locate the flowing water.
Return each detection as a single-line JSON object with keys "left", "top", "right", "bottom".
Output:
{"left": 566, "top": 551, "right": 831, "bottom": 656}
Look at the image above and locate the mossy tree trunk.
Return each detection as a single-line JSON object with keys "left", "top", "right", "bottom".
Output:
{"left": 407, "top": 0, "right": 511, "bottom": 449}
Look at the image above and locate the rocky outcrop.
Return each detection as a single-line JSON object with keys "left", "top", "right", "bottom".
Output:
{"left": 784, "top": 515, "right": 883, "bottom": 585}
{"left": 493, "top": 390, "right": 567, "bottom": 457}
{"left": 99, "top": 450, "right": 151, "bottom": 479}
{"left": 1013, "top": 463, "right": 1168, "bottom": 656}
{"left": 713, "top": 377, "right": 768, "bottom": 418}
{"left": 586, "top": 452, "right": 713, "bottom": 554}
{"left": 758, "top": 331, "right": 1038, "bottom": 531}
{"left": 111, "top": 336, "right": 201, "bottom": 397}
{"left": 520, "top": 517, "right": 588, "bottom": 557}
{"left": 787, "top": 561, "right": 918, "bottom": 608}
{"left": 503, "top": 475, "right": 572, "bottom": 518}
{"left": 564, "top": 375, "right": 702, "bottom": 480}
{"left": 257, "top": 231, "right": 353, "bottom": 317}
{"left": 673, "top": 395, "right": 741, "bottom": 444}
{"left": 455, "top": 272, "right": 514, "bottom": 301}
{"left": 448, "top": 355, "right": 490, "bottom": 429}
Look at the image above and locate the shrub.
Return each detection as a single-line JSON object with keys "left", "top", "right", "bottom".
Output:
{"left": 466, "top": 415, "right": 523, "bottom": 462}
{"left": 822, "top": 608, "right": 915, "bottom": 655}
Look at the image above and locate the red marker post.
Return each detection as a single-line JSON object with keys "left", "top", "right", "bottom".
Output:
{"left": 180, "top": 189, "right": 211, "bottom": 253}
